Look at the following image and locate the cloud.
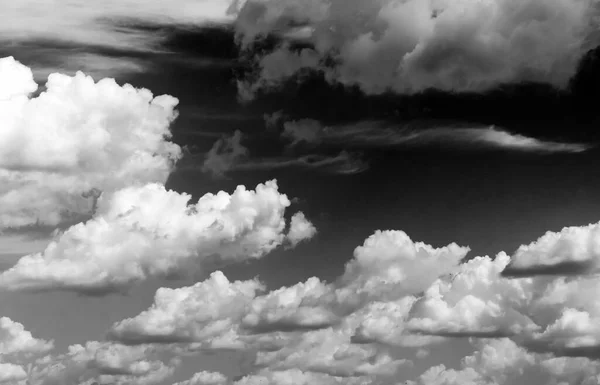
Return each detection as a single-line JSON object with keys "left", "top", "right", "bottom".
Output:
{"left": 0, "top": 362, "right": 28, "bottom": 383}
{"left": 233, "top": 368, "right": 371, "bottom": 385}
{"left": 406, "top": 253, "right": 538, "bottom": 338}
{"left": 108, "top": 229, "right": 467, "bottom": 357}
{"left": 109, "top": 271, "right": 264, "bottom": 345}
{"left": 0, "top": 317, "right": 54, "bottom": 356}
{"left": 233, "top": 0, "right": 600, "bottom": 98}
{"left": 241, "top": 277, "right": 337, "bottom": 334}
{"left": 0, "top": 180, "right": 315, "bottom": 294}
{"left": 173, "top": 371, "right": 228, "bottom": 385}
{"left": 502, "top": 221, "right": 600, "bottom": 277}
{"left": 0, "top": 56, "right": 181, "bottom": 229}
{"left": 408, "top": 338, "right": 536, "bottom": 385}
{"left": 102, "top": 221, "right": 600, "bottom": 382}
{"left": 29, "top": 341, "right": 178, "bottom": 385}
{"left": 335, "top": 230, "right": 470, "bottom": 308}
{"left": 0, "top": 317, "right": 53, "bottom": 385}
{"left": 202, "top": 131, "right": 250, "bottom": 177}
{"left": 1, "top": 1, "right": 236, "bottom": 51}
{"left": 408, "top": 337, "right": 600, "bottom": 385}
{"left": 286, "top": 212, "right": 317, "bottom": 248}
{"left": 281, "top": 119, "right": 591, "bottom": 153}
{"left": 253, "top": 321, "right": 409, "bottom": 378}
{"left": 189, "top": 130, "right": 369, "bottom": 177}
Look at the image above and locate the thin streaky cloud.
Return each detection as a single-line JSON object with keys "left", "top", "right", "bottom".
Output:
{"left": 282, "top": 119, "right": 591, "bottom": 154}
{"left": 1, "top": 1, "right": 237, "bottom": 51}
{"left": 188, "top": 130, "right": 368, "bottom": 177}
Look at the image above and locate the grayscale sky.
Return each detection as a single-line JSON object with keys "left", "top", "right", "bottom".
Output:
{"left": 2, "top": 1, "right": 600, "bottom": 384}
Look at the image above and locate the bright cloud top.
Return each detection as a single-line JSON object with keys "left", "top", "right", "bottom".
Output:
{"left": 0, "top": 317, "right": 53, "bottom": 384}
{"left": 0, "top": 56, "right": 181, "bottom": 229}
{"left": 98, "top": 221, "right": 600, "bottom": 384}
{"left": 106, "top": 230, "right": 469, "bottom": 346}
{"left": 0, "top": 180, "right": 315, "bottom": 294}
{"left": 17, "top": 220, "right": 600, "bottom": 384}
{"left": 503, "top": 221, "right": 600, "bottom": 276}
{"left": 234, "top": 0, "right": 599, "bottom": 98}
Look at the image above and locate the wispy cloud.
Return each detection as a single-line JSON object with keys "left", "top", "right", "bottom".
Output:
{"left": 183, "top": 130, "right": 368, "bottom": 177}
{"left": 282, "top": 119, "right": 591, "bottom": 153}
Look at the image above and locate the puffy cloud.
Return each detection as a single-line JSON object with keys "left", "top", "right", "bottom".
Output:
{"left": 0, "top": 317, "right": 53, "bottom": 356}
{"left": 29, "top": 341, "right": 178, "bottom": 385}
{"left": 0, "top": 180, "right": 314, "bottom": 294}
{"left": 253, "top": 321, "right": 409, "bottom": 378}
{"left": 281, "top": 119, "right": 590, "bottom": 153}
{"left": 0, "top": 362, "right": 27, "bottom": 383}
{"left": 0, "top": 317, "right": 51, "bottom": 385}
{"left": 335, "top": 230, "right": 469, "bottom": 308}
{"left": 173, "top": 371, "right": 228, "bottom": 385}
{"left": 109, "top": 271, "right": 264, "bottom": 345}
{"left": 0, "top": 56, "right": 181, "bottom": 229}
{"left": 408, "top": 338, "right": 535, "bottom": 385}
{"left": 233, "top": 368, "right": 371, "bottom": 385}
{"left": 409, "top": 338, "right": 600, "bottom": 385}
{"left": 286, "top": 212, "right": 317, "bottom": 248}
{"left": 351, "top": 297, "right": 441, "bottom": 348}
{"left": 234, "top": 0, "right": 600, "bottom": 98}
{"left": 502, "top": 222, "right": 600, "bottom": 277}
{"left": 241, "top": 230, "right": 468, "bottom": 334}
{"left": 242, "top": 277, "right": 336, "bottom": 333}
{"left": 407, "top": 253, "right": 538, "bottom": 337}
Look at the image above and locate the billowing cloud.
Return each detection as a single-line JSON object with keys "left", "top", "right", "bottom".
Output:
{"left": 242, "top": 277, "right": 336, "bottom": 333}
{"left": 109, "top": 271, "right": 264, "bottom": 345}
{"left": 192, "top": 130, "right": 368, "bottom": 177}
{"left": 0, "top": 180, "right": 314, "bottom": 294}
{"left": 0, "top": 317, "right": 53, "bottom": 385}
{"left": 102, "top": 221, "right": 600, "bottom": 382}
{"left": 0, "top": 56, "right": 181, "bottom": 229}
{"left": 108, "top": 229, "right": 467, "bottom": 355}
{"left": 502, "top": 221, "right": 600, "bottom": 277}
{"left": 234, "top": 0, "right": 600, "bottom": 98}
{"left": 409, "top": 337, "right": 600, "bottom": 385}
{"left": 0, "top": 362, "right": 28, "bottom": 383}
{"left": 407, "top": 253, "right": 538, "bottom": 337}
{"left": 335, "top": 230, "right": 469, "bottom": 308}
{"left": 29, "top": 341, "right": 178, "bottom": 385}
{"left": 253, "top": 320, "right": 409, "bottom": 378}
{"left": 281, "top": 119, "right": 590, "bottom": 153}
{"left": 173, "top": 371, "right": 228, "bottom": 385}
{"left": 0, "top": 317, "right": 53, "bottom": 356}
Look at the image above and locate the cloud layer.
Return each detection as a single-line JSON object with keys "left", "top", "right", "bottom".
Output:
{"left": 234, "top": 0, "right": 600, "bottom": 99}
{"left": 78, "top": 219, "right": 600, "bottom": 384}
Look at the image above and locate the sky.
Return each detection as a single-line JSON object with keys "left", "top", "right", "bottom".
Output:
{"left": 2, "top": 0, "right": 600, "bottom": 384}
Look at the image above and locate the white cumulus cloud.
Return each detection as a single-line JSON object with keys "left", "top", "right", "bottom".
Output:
{"left": 0, "top": 180, "right": 315, "bottom": 294}
{"left": 0, "top": 56, "right": 181, "bottom": 229}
